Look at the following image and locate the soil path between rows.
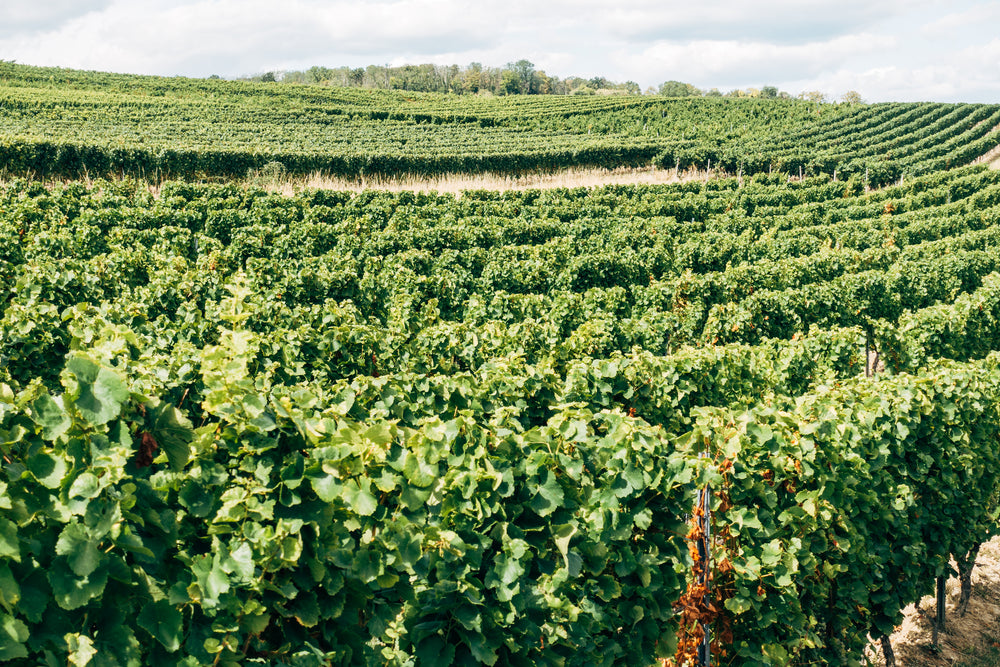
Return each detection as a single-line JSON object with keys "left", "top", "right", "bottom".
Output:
{"left": 868, "top": 536, "right": 1000, "bottom": 666}
{"left": 259, "top": 165, "right": 716, "bottom": 195}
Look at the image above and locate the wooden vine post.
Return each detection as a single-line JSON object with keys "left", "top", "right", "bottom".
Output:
{"left": 670, "top": 454, "right": 735, "bottom": 667}
{"left": 696, "top": 463, "right": 712, "bottom": 666}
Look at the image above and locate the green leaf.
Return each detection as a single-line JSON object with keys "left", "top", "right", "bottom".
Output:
{"left": 0, "top": 520, "right": 18, "bottom": 563}
{"left": 560, "top": 419, "right": 589, "bottom": 443}
{"left": 655, "top": 627, "right": 679, "bottom": 659}
{"left": 0, "top": 614, "right": 28, "bottom": 661}
{"left": 48, "top": 561, "right": 109, "bottom": 610}
{"left": 342, "top": 479, "right": 377, "bottom": 516}
{"left": 178, "top": 480, "right": 217, "bottom": 517}
{"left": 552, "top": 523, "right": 577, "bottom": 570}
{"left": 226, "top": 542, "right": 255, "bottom": 582}
{"left": 310, "top": 474, "right": 341, "bottom": 503}
{"left": 17, "top": 572, "right": 48, "bottom": 623}
{"left": 416, "top": 635, "right": 454, "bottom": 666}
{"left": 373, "top": 469, "right": 399, "bottom": 493}
{"left": 397, "top": 533, "right": 421, "bottom": 567}
{"left": 344, "top": 549, "right": 375, "bottom": 583}
{"left": 363, "top": 422, "right": 394, "bottom": 446}
{"left": 191, "top": 554, "right": 229, "bottom": 608}
{"left": 27, "top": 451, "right": 68, "bottom": 490}
{"left": 56, "top": 522, "right": 102, "bottom": 577}
{"left": 66, "top": 632, "right": 97, "bottom": 666}
{"left": 0, "top": 565, "right": 20, "bottom": 612}
{"left": 145, "top": 399, "right": 194, "bottom": 470}
{"left": 241, "top": 612, "right": 270, "bottom": 634}
{"left": 400, "top": 485, "right": 432, "bottom": 510}
{"left": 724, "top": 595, "right": 753, "bottom": 614}
{"left": 762, "top": 643, "right": 790, "bottom": 664}
{"left": 760, "top": 540, "right": 782, "bottom": 568}
{"left": 31, "top": 393, "right": 71, "bottom": 440}
{"left": 66, "top": 355, "right": 129, "bottom": 426}
{"left": 459, "top": 628, "right": 499, "bottom": 666}
{"left": 138, "top": 600, "right": 183, "bottom": 652}
{"left": 453, "top": 605, "right": 481, "bottom": 632}
{"left": 68, "top": 472, "right": 101, "bottom": 500}
{"left": 746, "top": 422, "right": 774, "bottom": 448}
{"left": 84, "top": 497, "right": 121, "bottom": 540}
{"left": 290, "top": 590, "right": 320, "bottom": 627}
{"left": 529, "top": 469, "right": 564, "bottom": 517}
{"left": 595, "top": 575, "right": 621, "bottom": 602}
{"left": 402, "top": 450, "right": 438, "bottom": 488}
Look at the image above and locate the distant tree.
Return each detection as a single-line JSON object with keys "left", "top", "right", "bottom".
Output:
{"left": 365, "top": 65, "right": 384, "bottom": 88}
{"left": 705, "top": 88, "right": 722, "bottom": 97}
{"left": 506, "top": 60, "right": 536, "bottom": 94}
{"left": 549, "top": 76, "right": 571, "bottom": 95}
{"left": 841, "top": 90, "right": 865, "bottom": 104}
{"left": 245, "top": 60, "right": 667, "bottom": 97}
{"left": 459, "top": 62, "right": 483, "bottom": 93}
{"left": 658, "top": 80, "right": 700, "bottom": 97}
{"left": 306, "top": 66, "right": 332, "bottom": 84}
{"left": 761, "top": 85, "right": 778, "bottom": 99}
{"left": 501, "top": 70, "right": 520, "bottom": 95}
{"left": 444, "top": 64, "right": 461, "bottom": 93}
{"left": 800, "top": 90, "right": 827, "bottom": 103}
{"left": 533, "top": 70, "right": 555, "bottom": 95}
{"left": 332, "top": 67, "right": 351, "bottom": 86}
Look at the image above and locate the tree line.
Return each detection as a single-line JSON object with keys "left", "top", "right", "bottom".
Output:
{"left": 242, "top": 60, "right": 861, "bottom": 101}
{"left": 247, "top": 60, "right": 638, "bottom": 96}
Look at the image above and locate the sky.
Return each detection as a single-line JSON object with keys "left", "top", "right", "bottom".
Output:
{"left": 1, "top": 0, "right": 999, "bottom": 103}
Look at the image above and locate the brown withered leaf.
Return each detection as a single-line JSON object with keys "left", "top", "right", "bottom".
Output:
{"left": 136, "top": 431, "right": 159, "bottom": 468}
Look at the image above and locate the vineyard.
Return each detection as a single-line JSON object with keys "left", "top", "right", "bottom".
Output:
{"left": 2, "top": 62, "right": 1000, "bottom": 185}
{"left": 3, "top": 62, "right": 1000, "bottom": 665}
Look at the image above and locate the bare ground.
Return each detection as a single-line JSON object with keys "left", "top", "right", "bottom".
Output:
{"left": 982, "top": 149, "right": 1000, "bottom": 170}
{"left": 972, "top": 132, "right": 1000, "bottom": 169}
{"left": 259, "top": 165, "right": 719, "bottom": 195}
{"left": 866, "top": 536, "right": 1000, "bottom": 666}
{"left": 3, "top": 165, "right": 729, "bottom": 197}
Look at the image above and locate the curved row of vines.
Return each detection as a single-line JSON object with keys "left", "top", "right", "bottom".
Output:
{"left": 3, "top": 165, "right": 1000, "bottom": 665}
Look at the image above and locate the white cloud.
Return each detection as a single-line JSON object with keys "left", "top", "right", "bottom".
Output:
{"left": 921, "top": 3, "right": 1000, "bottom": 38}
{"left": 1, "top": 0, "right": 497, "bottom": 75}
{"left": 602, "top": 0, "right": 919, "bottom": 44}
{"left": 616, "top": 33, "right": 893, "bottom": 91}
{"left": 0, "top": 0, "right": 996, "bottom": 100}
{"left": 0, "top": 1, "right": 113, "bottom": 37}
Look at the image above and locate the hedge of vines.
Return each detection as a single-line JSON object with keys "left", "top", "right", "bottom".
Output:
{"left": 3, "top": 166, "right": 1000, "bottom": 664}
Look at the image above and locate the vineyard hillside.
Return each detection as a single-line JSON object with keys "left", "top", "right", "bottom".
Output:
{"left": 2, "top": 62, "right": 1000, "bottom": 185}
{"left": 2, "top": 64, "right": 1000, "bottom": 665}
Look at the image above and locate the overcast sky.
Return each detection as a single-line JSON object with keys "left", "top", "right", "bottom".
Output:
{"left": 1, "top": 0, "right": 998, "bottom": 102}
